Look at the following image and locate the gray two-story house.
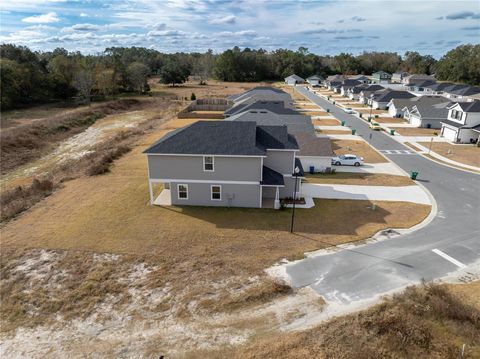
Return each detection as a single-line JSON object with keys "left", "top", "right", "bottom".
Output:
{"left": 144, "top": 121, "right": 304, "bottom": 209}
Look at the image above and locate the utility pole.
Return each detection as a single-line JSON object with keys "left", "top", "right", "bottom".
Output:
{"left": 428, "top": 137, "right": 434, "bottom": 155}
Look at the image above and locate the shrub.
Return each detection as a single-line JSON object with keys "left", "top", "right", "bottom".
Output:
{"left": 190, "top": 92, "right": 196, "bottom": 101}
{"left": 87, "top": 145, "right": 132, "bottom": 176}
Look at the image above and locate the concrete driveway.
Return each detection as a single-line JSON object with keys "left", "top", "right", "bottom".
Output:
{"left": 275, "top": 87, "right": 480, "bottom": 309}
{"left": 302, "top": 183, "right": 431, "bottom": 204}
{"left": 333, "top": 162, "right": 405, "bottom": 176}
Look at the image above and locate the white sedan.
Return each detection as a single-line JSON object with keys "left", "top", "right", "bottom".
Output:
{"left": 343, "top": 107, "right": 355, "bottom": 114}
{"left": 331, "top": 154, "right": 364, "bottom": 166}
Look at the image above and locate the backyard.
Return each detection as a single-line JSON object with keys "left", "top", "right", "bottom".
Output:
{"left": 418, "top": 142, "right": 480, "bottom": 167}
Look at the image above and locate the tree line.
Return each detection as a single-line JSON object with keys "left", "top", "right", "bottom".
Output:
{"left": 1, "top": 43, "right": 478, "bottom": 110}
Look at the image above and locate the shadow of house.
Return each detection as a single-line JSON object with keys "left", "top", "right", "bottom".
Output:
{"left": 157, "top": 199, "right": 392, "bottom": 236}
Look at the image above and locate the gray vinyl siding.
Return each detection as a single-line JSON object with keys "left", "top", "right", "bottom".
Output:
{"left": 170, "top": 182, "right": 261, "bottom": 208}
{"left": 263, "top": 150, "right": 295, "bottom": 175}
{"left": 147, "top": 155, "right": 262, "bottom": 182}
{"left": 279, "top": 176, "right": 299, "bottom": 198}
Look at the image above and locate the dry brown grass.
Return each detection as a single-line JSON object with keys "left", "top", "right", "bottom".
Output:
{"left": 185, "top": 283, "right": 480, "bottom": 359}
{"left": 395, "top": 128, "right": 439, "bottom": 136}
{"left": 0, "top": 99, "right": 145, "bottom": 174}
{"left": 373, "top": 117, "right": 408, "bottom": 123}
{"left": 332, "top": 139, "right": 387, "bottom": 163}
{"left": 419, "top": 142, "right": 480, "bottom": 168}
{"left": 305, "top": 172, "right": 414, "bottom": 186}
{"left": 356, "top": 109, "right": 388, "bottom": 115}
{"left": 317, "top": 129, "right": 351, "bottom": 135}
{"left": 300, "top": 111, "right": 329, "bottom": 116}
{"left": 312, "top": 119, "right": 340, "bottom": 126}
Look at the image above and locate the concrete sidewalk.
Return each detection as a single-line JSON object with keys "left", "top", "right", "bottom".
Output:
{"left": 315, "top": 125, "right": 350, "bottom": 131}
{"left": 302, "top": 183, "right": 431, "bottom": 205}
{"left": 333, "top": 162, "right": 406, "bottom": 176}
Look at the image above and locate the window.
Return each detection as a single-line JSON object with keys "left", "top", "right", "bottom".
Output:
{"left": 211, "top": 185, "right": 221, "bottom": 200}
{"left": 204, "top": 156, "right": 214, "bottom": 171}
{"left": 177, "top": 184, "right": 188, "bottom": 199}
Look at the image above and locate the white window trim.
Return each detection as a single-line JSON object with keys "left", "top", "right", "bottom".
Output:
{"left": 177, "top": 184, "right": 188, "bottom": 200}
{"left": 211, "top": 185, "right": 222, "bottom": 201}
{"left": 203, "top": 156, "right": 214, "bottom": 172}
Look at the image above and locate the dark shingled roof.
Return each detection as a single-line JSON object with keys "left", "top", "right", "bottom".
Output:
{"left": 225, "top": 100, "right": 298, "bottom": 116}
{"left": 144, "top": 121, "right": 298, "bottom": 156}
{"left": 453, "top": 100, "right": 480, "bottom": 112}
{"left": 261, "top": 166, "right": 284, "bottom": 186}
{"left": 373, "top": 89, "right": 416, "bottom": 102}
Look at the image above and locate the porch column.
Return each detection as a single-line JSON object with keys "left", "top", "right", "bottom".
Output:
{"left": 274, "top": 187, "right": 280, "bottom": 209}
{"left": 148, "top": 180, "right": 154, "bottom": 205}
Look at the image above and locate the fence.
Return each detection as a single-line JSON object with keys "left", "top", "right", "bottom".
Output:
{"left": 177, "top": 98, "right": 232, "bottom": 119}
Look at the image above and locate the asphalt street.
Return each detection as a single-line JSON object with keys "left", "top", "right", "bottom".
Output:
{"left": 285, "top": 86, "right": 480, "bottom": 304}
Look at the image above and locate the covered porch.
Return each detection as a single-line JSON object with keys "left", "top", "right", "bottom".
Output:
{"left": 149, "top": 180, "right": 172, "bottom": 206}
{"left": 261, "top": 186, "right": 281, "bottom": 209}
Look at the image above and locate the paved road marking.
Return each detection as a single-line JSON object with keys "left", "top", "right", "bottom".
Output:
{"left": 432, "top": 249, "right": 467, "bottom": 268}
{"left": 379, "top": 149, "right": 417, "bottom": 155}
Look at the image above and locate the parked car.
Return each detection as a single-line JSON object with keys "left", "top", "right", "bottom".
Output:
{"left": 369, "top": 122, "right": 382, "bottom": 130}
{"left": 343, "top": 107, "right": 355, "bottom": 114}
{"left": 331, "top": 154, "right": 364, "bottom": 166}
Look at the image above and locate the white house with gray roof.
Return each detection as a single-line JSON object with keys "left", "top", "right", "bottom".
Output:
{"left": 440, "top": 101, "right": 480, "bottom": 143}
{"left": 144, "top": 121, "right": 305, "bottom": 209}
{"left": 285, "top": 74, "right": 305, "bottom": 86}
{"left": 307, "top": 75, "right": 324, "bottom": 86}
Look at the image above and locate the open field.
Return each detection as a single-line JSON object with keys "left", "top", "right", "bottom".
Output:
{"left": 305, "top": 172, "right": 414, "bottom": 186}
{"left": 332, "top": 139, "right": 388, "bottom": 163}
{"left": 419, "top": 142, "right": 480, "bottom": 168}
{"left": 188, "top": 283, "right": 480, "bottom": 358}
{"left": 395, "top": 128, "right": 439, "bottom": 136}
{"left": 312, "top": 119, "right": 340, "bottom": 126}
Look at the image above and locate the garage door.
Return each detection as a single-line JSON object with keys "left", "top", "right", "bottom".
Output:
{"left": 410, "top": 115, "right": 422, "bottom": 127}
{"left": 442, "top": 126, "right": 457, "bottom": 142}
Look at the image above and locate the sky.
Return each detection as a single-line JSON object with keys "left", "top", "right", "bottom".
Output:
{"left": 0, "top": 0, "right": 479, "bottom": 57}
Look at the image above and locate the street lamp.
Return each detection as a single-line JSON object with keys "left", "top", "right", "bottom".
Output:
{"left": 290, "top": 166, "right": 300, "bottom": 233}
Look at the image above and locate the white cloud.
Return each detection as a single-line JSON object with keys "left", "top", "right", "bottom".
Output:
{"left": 22, "top": 12, "right": 59, "bottom": 23}
{"left": 80, "top": 13, "right": 88, "bottom": 17}
{"left": 152, "top": 22, "right": 167, "bottom": 31}
{"left": 147, "top": 29, "right": 186, "bottom": 37}
{"left": 209, "top": 15, "right": 236, "bottom": 25}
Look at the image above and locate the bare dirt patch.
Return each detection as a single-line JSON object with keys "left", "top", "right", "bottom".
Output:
{"left": 300, "top": 111, "right": 329, "bottom": 116}
{"left": 332, "top": 139, "right": 387, "bottom": 163}
{"left": 356, "top": 109, "right": 388, "bottom": 115}
{"left": 418, "top": 142, "right": 480, "bottom": 168}
{"left": 305, "top": 172, "right": 414, "bottom": 186}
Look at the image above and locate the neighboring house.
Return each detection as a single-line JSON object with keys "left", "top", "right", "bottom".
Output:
{"left": 440, "top": 101, "right": 480, "bottom": 143}
{"left": 349, "top": 84, "right": 383, "bottom": 101}
{"left": 227, "top": 87, "right": 293, "bottom": 109}
{"left": 448, "top": 86, "right": 480, "bottom": 100}
{"left": 358, "top": 85, "right": 386, "bottom": 104}
{"left": 349, "top": 75, "right": 370, "bottom": 84}
{"left": 323, "top": 74, "right": 346, "bottom": 87}
{"left": 225, "top": 101, "right": 314, "bottom": 134}
{"left": 329, "top": 82, "right": 343, "bottom": 93}
{"left": 339, "top": 79, "right": 361, "bottom": 96}
{"left": 285, "top": 74, "right": 305, "bottom": 85}
{"left": 402, "top": 74, "right": 434, "bottom": 85}
{"left": 371, "top": 71, "right": 392, "bottom": 83}
{"left": 369, "top": 89, "right": 416, "bottom": 109}
{"left": 388, "top": 95, "right": 448, "bottom": 118}
{"left": 144, "top": 121, "right": 304, "bottom": 209}
{"left": 307, "top": 75, "right": 324, "bottom": 86}
{"left": 225, "top": 99, "right": 297, "bottom": 118}
{"left": 424, "top": 82, "right": 455, "bottom": 95}
{"left": 387, "top": 98, "right": 415, "bottom": 117}
{"left": 226, "top": 101, "right": 334, "bottom": 172}
{"left": 406, "top": 80, "right": 437, "bottom": 93}
{"left": 403, "top": 101, "right": 450, "bottom": 128}
{"left": 391, "top": 72, "right": 409, "bottom": 83}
